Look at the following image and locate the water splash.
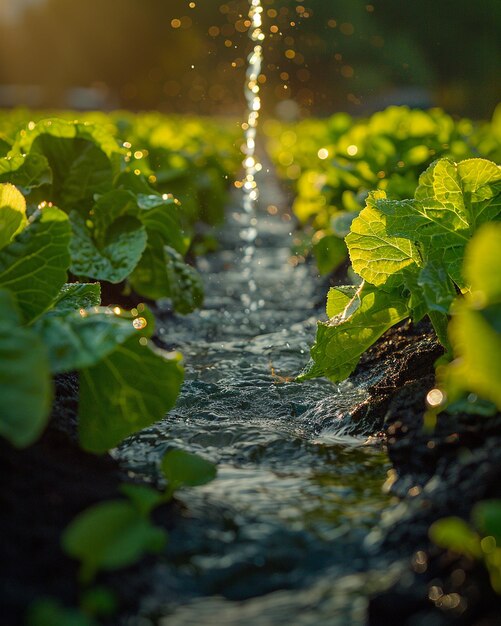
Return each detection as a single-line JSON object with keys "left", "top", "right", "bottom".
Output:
{"left": 240, "top": 0, "right": 265, "bottom": 313}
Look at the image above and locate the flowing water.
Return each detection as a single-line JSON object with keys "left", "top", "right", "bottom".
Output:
{"left": 115, "top": 3, "right": 397, "bottom": 622}
{"left": 116, "top": 159, "right": 398, "bottom": 624}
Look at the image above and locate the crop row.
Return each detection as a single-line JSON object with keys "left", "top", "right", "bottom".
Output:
{"left": 0, "top": 109, "right": 241, "bottom": 624}
{"left": 267, "top": 105, "right": 501, "bottom": 598}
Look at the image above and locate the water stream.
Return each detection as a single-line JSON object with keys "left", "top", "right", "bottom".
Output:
{"left": 115, "top": 4, "right": 397, "bottom": 622}
{"left": 116, "top": 154, "right": 397, "bottom": 623}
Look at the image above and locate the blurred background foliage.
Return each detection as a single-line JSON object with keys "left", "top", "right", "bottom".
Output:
{"left": 0, "top": 0, "right": 499, "bottom": 118}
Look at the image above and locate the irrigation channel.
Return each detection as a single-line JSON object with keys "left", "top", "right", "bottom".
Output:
{"left": 114, "top": 155, "right": 401, "bottom": 625}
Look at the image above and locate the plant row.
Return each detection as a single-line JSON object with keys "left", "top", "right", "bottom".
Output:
{"left": 0, "top": 110, "right": 240, "bottom": 623}
{"left": 278, "top": 109, "right": 501, "bottom": 596}
{"left": 265, "top": 104, "right": 501, "bottom": 275}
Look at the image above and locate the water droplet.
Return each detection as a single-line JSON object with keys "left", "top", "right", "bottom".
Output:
{"left": 133, "top": 317, "right": 148, "bottom": 330}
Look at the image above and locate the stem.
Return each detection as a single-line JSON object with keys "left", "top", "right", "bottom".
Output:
{"left": 428, "top": 311, "right": 451, "bottom": 353}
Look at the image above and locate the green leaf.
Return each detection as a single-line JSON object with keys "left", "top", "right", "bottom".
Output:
{"left": 0, "top": 183, "right": 27, "bottom": 250}
{"left": 473, "top": 501, "right": 501, "bottom": 543}
{"left": 161, "top": 449, "right": 217, "bottom": 491}
{"left": 299, "top": 283, "right": 409, "bottom": 382}
{"left": 463, "top": 223, "right": 501, "bottom": 304}
{"left": 0, "top": 153, "right": 52, "bottom": 196}
{"left": 441, "top": 224, "right": 501, "bottom": 409}
{"left": 130, "top": 242, "right": 203, "bottom": 312}
{"left": 90, "top": 190, "right": 138, "bottom": 245}
{"left": 61, "top": 500, "right": 167, "bottom": 584}
{"left": 79, "top": 337, "right": 183, "bottom": 453}
{"left": 120, "top": 483, "right": 165, "bottom": 516}
{"left": 326, "top": 285, "right": 358, "bottom": 318}
{"left": 429, "top": 517, "right": 481, "bottom": 558}
{"left": 0, "top": 205, "right": 70, "bottom": 323}
{"left": 312, "top": 234, "right": 347, "bottom": 275}
{"left": 14, "top": 119, "right": 122, "bottom": 212}
{"left": 0, "top": 289, "right": 52, "bottom": 448}
{"left": 445, "top": 302, "right": 501, "bottom": 409}
{"left": 378, "top": 158, "right": 501, "bottom": 287}
{"left": 417, "top": 261, "right": 457, "bottom": 314}
{"left": 346, "top": 191, "right": 421, "bottom": 287}
{"left": 26, "top": 598, "right": 97, "bottom": 626}
{"left": 35, "top": 308, "right": 138, "bottom": 374}
{"left": 50, "top": 282, "right": 101, "bottom": 316}
{"left": 136, "top": 193, "right": 186, "bottom": 253}
{"left": 69, "top": 211, "right": 147, "bottom": 284}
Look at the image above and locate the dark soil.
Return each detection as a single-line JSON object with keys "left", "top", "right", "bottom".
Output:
{"left": 361, "top": 329, "right": 501, "bottom": 625}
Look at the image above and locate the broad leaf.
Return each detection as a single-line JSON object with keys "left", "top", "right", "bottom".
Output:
{"left": 136, "top": 193, "right": 186, "bottom": 253}
{"left": 377, "top": 158, "right": 501, "bottom": 287}
{"left": 14, "top": 119, "right": 122, "bottom": 212}
{"left": 441, "top": 223, "right": 501, "bottom": 409}
{"left": 417, "top": 262, "right": 457, "bottom": 314}
{"left": 0, "top": 205, "right": 71, "bottom": 323}
{"left": 161, "top": 449, "right": 217, "bottom": 490}
{"left": 346, "top": 191, "right": 420, "bottom": 287}
{"left": 70, "top": 211, "right": 147, "bottom": 284}
{"left": 299, "top": 284, "right": 409, "bottom": 382}
{"left": 0, "top": 289, "right": 52, "bottom": 448}
{"left": 312, "top": 234, "right": 347, "bottom": 275}
{"left": 0, "top": 153, "right": 52, "bottom": 196}
{"left": 0, "top": 183, "right": 27, "bottom": 250}
{"left": 463, "top": 223, "right": 501, "bottom": 304}
{"left": 62, "top": 500, "right": 167, "bottom": 584}
{"left": 36, "top": 308, "right": 139, "bottom": 374}
{"left": 130, "top": 241, "right": 203, "bottom": 312}
{"left": 79, "top": 337, "right": 183, "bottom": 453}
{"left": 120, "top": 483, "right": 165, "bottom": 516}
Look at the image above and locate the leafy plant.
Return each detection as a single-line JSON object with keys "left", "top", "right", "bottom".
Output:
{"left": 266, "top": 106, "right": 501, "bottom": 275}
{"left": 4, "top": 118, "right": 203, "bottom": 312}
{"left": 300, "top": 158, "right": 501, "bottom": 382}
{"left": 437, "top": 222, "right": 501, "bottom": 411}
{"left": 430, "top": 500, "right": 501, "bottom": 594}
{"left": 0, "top": 182, "right": 183, "bottom": 452}
{"left": 62, "top": 449, "right": 217, "bottom": 583}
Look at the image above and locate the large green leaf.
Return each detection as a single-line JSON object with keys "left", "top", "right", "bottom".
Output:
{"left": 14, "top": 119, "right": 122, "bottom": 212}
{"left": 377, "top": 158, "right": 501, "bottom": 287}
{"left": 36, "top": 308, "right": 139, "bottom": 374}
{"left": 0, "top": 183, "right": 27, "bottom": 250}
{"left": 79, "top": 337, "right": 183, "bottom": 453}
{"left": 299, "top": 283, "right": 409, "bottom": 382}
{"left": 441, "top": 223, "right": 501, "bottom": 409}
{"left": 0, "top": 289, "right": 52, "bottom": 448}
{"left": 463, "top": 222, "right": 501, "bottom": 304}
{"left": 69, "top": 211, "right": 147, "bottom": 284}
{"left": 0, "top": 205, "right": 71, "bottom": 323}
{"left": 0, "top": 153, "right": 52, "bottom": 196}
{"left": 62, "top": 500, "right": 167, "bottom": 584}
{"left": 346, "top": 191, "right": 421, "bottom": 287}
